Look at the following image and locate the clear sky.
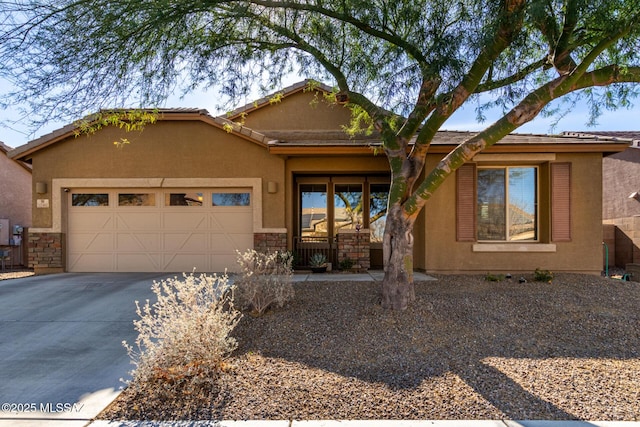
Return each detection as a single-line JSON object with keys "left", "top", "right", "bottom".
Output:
{"left": 1, "top": 76, "right": 639, "bottom": 149}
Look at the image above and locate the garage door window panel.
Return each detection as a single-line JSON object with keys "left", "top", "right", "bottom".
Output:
{"left": 166, "top": 192, "right": 204, "bottom": 206}
{"left": 118, "top": 193, "right": 156, "bottom": 206}
{"left": 212, "top": 192, "right": 251, "bottom": 206}
{"left": 72, "top": 193, "right": 109, "bottom": 206}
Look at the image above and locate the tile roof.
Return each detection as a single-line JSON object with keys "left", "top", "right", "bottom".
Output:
{"left": 1, "top": 140, "right": 32, "bottom": 171}
{"left": 7, "top": 90, "right": 633, "bottom": 162}
{"left": 224, "top": 79, "right": 335, "bottom": 119}
{"left": 8, "top": 108, "right": 270, "bottom": 161}
{"left": 0, "top": 140, "right": 12, "bottom": 153}
{"left": 265, "top": 129, "right": 631, "bottom": 146}
{"left": 563, "top": 131, "right": 640, "bottom": 148}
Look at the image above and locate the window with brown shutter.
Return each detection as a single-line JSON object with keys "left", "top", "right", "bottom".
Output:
{"left": 456, "top": 163, "right": 476, "bottom": 241}
{"left": 551, "top": 162, "right": 571, "bottom": 241}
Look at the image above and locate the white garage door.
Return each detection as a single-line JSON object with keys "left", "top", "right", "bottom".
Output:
{"left": 67, "top": 189, "right": 253, "bottom": 272}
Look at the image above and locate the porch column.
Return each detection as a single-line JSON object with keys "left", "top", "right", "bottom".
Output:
{"left": 337, "top": 229, "right": 370, "bottom": 270}
{"left": 28, "top": 232, "right": 65, "bottom": 274}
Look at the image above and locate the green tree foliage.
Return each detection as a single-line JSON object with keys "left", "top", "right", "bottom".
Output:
{"left": 1, "top": 0, "right": 639, "bottom": 308}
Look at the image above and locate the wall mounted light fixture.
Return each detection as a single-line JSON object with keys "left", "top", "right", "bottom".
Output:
{"left": 628, "top": 191, "right": 640, "bottom": 202}
{"left": 267, "top": 181, "right": 278, "bottom": 194}
{"left": 35, "top": 182, "right": 47, "bottom": 194}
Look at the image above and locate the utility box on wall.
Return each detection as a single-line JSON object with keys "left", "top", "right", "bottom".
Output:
{"left": 0, "top": 219, "right": 9, "bottom": 246}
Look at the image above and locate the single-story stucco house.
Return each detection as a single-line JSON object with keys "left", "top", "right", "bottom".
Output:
{"left": 8, "top": 81, "right": 630, "bottom": 275}
{"left": 0, "top": 140, "right": 31, "bottom": 267}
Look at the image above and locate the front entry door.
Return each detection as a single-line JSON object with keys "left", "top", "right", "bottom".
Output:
{"left": 295, "top": 176, "right": 389, "bottom": 269}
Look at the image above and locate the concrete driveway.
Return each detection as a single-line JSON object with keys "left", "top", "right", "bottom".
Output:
{"left": 0, "top": 272, "right": 171, "bottom": 426}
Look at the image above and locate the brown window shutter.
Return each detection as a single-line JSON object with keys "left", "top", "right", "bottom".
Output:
{"left": 551, "top": 162, "right": 571, "bottom": 242}
{"left": 456, "top": 163, "right": 477, "bottom": 242}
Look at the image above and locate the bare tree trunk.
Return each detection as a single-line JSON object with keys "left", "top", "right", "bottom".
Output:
{"left": 381, "top": 205, "right": 415, "bottom": 310}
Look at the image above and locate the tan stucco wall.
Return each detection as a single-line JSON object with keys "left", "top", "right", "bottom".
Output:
{"left": 424, "top": 152, "right": 604, "bottom": 274}
{"left": 240, "top": 90, "right": 353, "bottom": 131}
{"left": 23, "top": 96, "right": 609, "bottom": 275}
{"left": 0, "top": 152, "right": 32, "bottom": 228}
{"left": 29, "top": 120, "right": 285, "bottom": 230}
{"left": 285, "top": 155, "right": 389, "bottom": 175}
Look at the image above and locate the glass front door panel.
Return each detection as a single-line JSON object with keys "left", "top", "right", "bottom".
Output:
{"left": 300, "top": 184, "right": 328, "bottom": 237}
{"left": 369, "top": 183, "right": 389, "bottom": 243}
{"left": 334, "top": 184, "right": 363, "bottom": 233}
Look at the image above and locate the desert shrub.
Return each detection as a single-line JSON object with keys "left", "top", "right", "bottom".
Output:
{"left": 309, "top": 252, "right": 327, "bottom": 267}
{"left": 534, "top": 268, "right": 554, "bottom": 283}
{"left": 339, "top": 257, "right": 355, "bottom": 270}
{"left": 484, "top": 272, "right": 505, "bottom": 282}
{"left": 122, "top": 272, "right": 241, "bottom": 390}
{"left": 235, "top": 249, "right": 294, "bottom": 316}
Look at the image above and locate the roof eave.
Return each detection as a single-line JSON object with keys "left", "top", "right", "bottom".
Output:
{"left": 433, "top": 142, "right": 630, "bottom": 155}
{"left": 267, "top": 141, "right": 630, "bottom": 156}
{"left": 268, "top": 144, "right": 380, "bottom": 156}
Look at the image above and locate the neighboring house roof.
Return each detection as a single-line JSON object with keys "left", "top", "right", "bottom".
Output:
{"left": 563, "top": 131, "right": 640, "bottom": 148}
{"left": 1, "top": 140, "right": 32, "bottom": 172}
{"left": 0, "top": 140, "right": 12, "bottom": 154}
{"left": 7, "top": 108, "right": 271, "bottom": 162}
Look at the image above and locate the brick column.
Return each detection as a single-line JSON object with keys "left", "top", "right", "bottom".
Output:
{"left": 337, "top": 229, "right": 370, "bottom": 270}
{"left": 253, "top": 232, "right": 287, "bottom": 253}
{"left": 28, "top": 232, "right": 65, "bottom": 274}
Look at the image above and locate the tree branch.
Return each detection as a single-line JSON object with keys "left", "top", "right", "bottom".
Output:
{"left": 416, "top": 0, "right": 527, "bottom": 150}
{"left": 551, "top": 0, "right": 579, "bottom": 74}
{"left": 246, "top": 0, "right": 431, "bottom": 67}
{"left": 403, "top": 64, "right": 640, "bottom": 217}
{"left": 475, "top": 58, "right": 548, "bottom": 92}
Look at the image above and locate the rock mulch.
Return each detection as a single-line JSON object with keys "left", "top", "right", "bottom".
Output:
{"left": 0, "top": 269, "right": 34, "bottom": 280}
{"left": 101, "top": 273, "right": 640, "bottom": 421}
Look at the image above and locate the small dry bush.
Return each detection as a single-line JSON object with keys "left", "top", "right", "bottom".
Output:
{"left": 234, "top": 249, "right": 294, "bottom": 316}
{"left": 122, "top": 272, "right": 241, "bottom": 391}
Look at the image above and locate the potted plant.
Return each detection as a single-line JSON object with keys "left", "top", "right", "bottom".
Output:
{"left": 309, "top": 253, "right": 328, "bottom": 273}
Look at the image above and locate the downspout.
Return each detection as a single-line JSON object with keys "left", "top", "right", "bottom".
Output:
{"left": 603, "top": 242, "right": 609, "bottom": 278}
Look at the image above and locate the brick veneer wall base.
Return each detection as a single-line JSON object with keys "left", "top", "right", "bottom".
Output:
{"left": 254, "top": 232, "right": 288, "bottom": 253}
{"left": 28, "top": 232, "right": 65, "bottom": 274}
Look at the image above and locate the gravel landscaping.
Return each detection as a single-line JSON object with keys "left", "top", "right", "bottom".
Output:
{"left": 102, "top": 273, "right": 640, "bottom": 421}
{"left": 0, "top": 269, "right": 34, "bottom": 280}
